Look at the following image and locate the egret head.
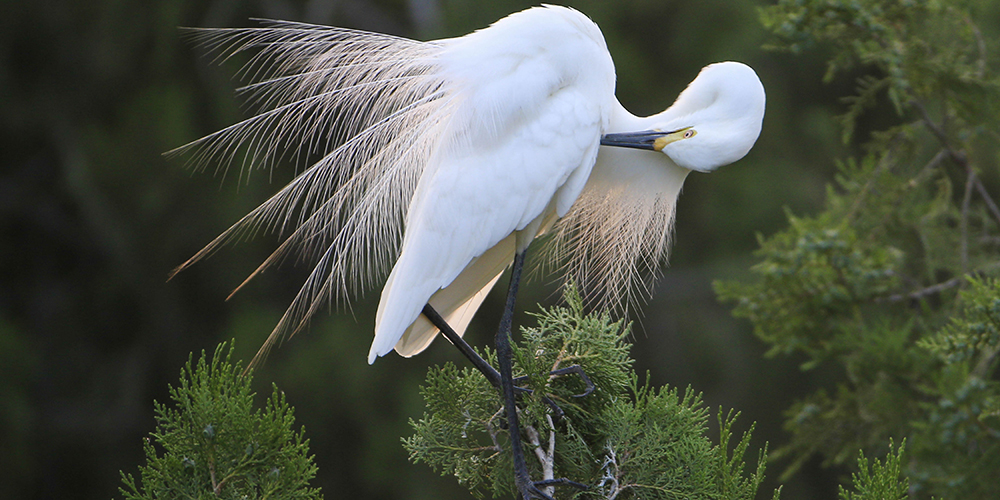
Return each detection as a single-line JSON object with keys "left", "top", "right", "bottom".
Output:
{"left": 601, "top": 61, "right": 765, "bottom": 172}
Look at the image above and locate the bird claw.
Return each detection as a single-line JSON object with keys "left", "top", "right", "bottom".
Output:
{"left": 535, "top": 478, "right": 590, "bottom": 490}
{"left": 520, "top": 482, "right": 555, "bottom": 500}
{"left": 518, "top": 477, "right": 590, "bottom": 500}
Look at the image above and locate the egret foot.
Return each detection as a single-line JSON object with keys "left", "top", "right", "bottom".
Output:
{"left": 513, "top": 478, "right": 590, "bottom": 500}
{"left": 535, "top": 478, "right": 590, "bottom": 490}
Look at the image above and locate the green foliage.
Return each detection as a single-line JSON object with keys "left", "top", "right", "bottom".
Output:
{"left": 716, "top": 216, "right": 901, "bottom": 360}
{"left": 759, "top": 0, "right": 1000, "bottom": 142}
{"left": 920, "top": 277, "right": 1000, "bottom": 364}
{"left": 912, "top": 278, "right": 1000, "bottom": 498}
{"left": 404, "top": 286, "right": 777, "bottom": 499}
{"left": 118, "top": 342, "right": 321, "bottom": 500}
{"left": 717, "top": 0, "right": 1000, "bottom": 498}
{"left": 838, "top": 440, "right": 908, "bottom": 500}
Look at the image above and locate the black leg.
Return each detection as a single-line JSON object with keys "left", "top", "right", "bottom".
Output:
{"left": 496, "top": 251, "right": 530, "bottom": 498}
{"left": 496, "top": 250, "right": 555, "bottom": 500}
{"left": 422, "top": 304, "right": 501, "bottom": 387}
{"left": 421, "top": 255, "right": 595, "bottom": 499}
{"left": 421, "top": 304, "right": 565, "bottom": 420}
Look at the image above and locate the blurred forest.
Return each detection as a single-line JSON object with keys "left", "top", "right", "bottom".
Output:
{"left": 5, "top": 0, "right": 989, "bottom": 499}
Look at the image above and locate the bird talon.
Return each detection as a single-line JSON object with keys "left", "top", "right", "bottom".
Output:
{"left": 535, "top": 477, "right": 590, "bottom": 490}
{"left": 520, "top": 477, "right": 590, "bottom": 500}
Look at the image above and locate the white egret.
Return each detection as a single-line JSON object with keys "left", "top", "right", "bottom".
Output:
{"left": 171, "top": 5, "right": 764, "bottom": 499}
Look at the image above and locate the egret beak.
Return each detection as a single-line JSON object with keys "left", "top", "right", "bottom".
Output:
{"left": 600, "top": 128, "right": 692, "bottom": 152}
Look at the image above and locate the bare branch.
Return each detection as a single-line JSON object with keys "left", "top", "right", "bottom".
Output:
{"left": 525, "top": 417, "right": 557, "bottom": 498}
{"left": 599, "top": 443, "right": 623, "bottom": 500}
{"left": 975, "top": 179, "right": 1000, "bottom": 228}
{"left": 920, "top": 149, "right": 949, "bottom": 173}
{"left": 963, "top": 14, "right": 987, "bottom": 78}
{"left": 910, "top": 99, "right": 968, "bottom": 169}
{"left": 962, "top": 168, "right": 975, "bottom": 273}
{"left": 879, "top": 262, "right": 1000, "bottom": 303}
{"left": 911, "top": 99, "right": 949, "bottom": 147}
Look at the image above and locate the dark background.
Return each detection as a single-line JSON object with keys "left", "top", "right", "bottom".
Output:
{"left": 1, "top": 0, "right": 858, "bottom": 498}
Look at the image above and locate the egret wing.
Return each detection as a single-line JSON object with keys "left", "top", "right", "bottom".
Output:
{"left": 369, "top": 88, "right": 606, "bottom": 362}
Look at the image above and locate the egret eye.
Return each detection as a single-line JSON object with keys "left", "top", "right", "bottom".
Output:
{"left": 683, "top": 129, "right": 696, "bottom": 139}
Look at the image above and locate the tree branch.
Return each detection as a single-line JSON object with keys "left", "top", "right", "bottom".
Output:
{"left": 879, "top": 263, "right": 1000, "bottom": 303}
{"left": 962, "top": 168, "right": 975, "bottom": 273}
{"left": 974, "top": 179, "right": 1000, "bottom": 228}
{"left": 910, "top": 99, "right": 968, "bottom": 168}
{"left": 525, "top": 416, "right": 557, "bottom": 498}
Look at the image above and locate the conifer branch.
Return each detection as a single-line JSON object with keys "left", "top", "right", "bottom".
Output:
{"left": 117, "top": 342, "right": 321, "bottom": 500}
{"left": 741, "top": 3, "right": 1000, "bottom": 496}
{"left": 405, "top": 287, "right": 775, "bottom": 499}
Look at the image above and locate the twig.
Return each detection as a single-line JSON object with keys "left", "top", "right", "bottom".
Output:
{"left": 910, "top": 99, "right": 968, "bottom": 168}
{"left": 209, "top": 461, "right": 220, "bottom": 496}
{"left": 963, "top": 14, "right": 987, "bottom": 78}
{"left": 879, "top": 262, "right": 1000, "bottom": 303}
{"left": 487, "top": 408, "right": 505, "bottom": 452}
{"left": 974, "top": 179, "right": 1000, "bottom": 228}
{"left": 882, "top": 277, "right": 963, "bottom": 303}
{"left": 911, "top": 100, "right": 949, "bottom": 148}
{"left": 962, "top": 168, "right": 975, "bottom": 273}
{"left": 598, "top": 443, "right": 622, "bottom": 500}
{"left": 920, "top": 149, "right": 948, "bottom": 174}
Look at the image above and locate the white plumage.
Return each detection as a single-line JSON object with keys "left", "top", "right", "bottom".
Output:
{"left": 169, "top": 5, "right": 765, "bottom": 366}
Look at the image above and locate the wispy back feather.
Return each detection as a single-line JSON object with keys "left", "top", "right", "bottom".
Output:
{"left": 541, "top": 183, "right": 678, "bottom": 314}
{"left": 168, "top": 21, "right": 454, "bottom": 367}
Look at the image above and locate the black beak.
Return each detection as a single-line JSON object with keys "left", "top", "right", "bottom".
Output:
{"left": 599, "top": 130, "right": 671, "bottom": 151}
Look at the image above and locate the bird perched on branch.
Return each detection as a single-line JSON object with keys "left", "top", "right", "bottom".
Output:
{"left": 171, "top": 5, "right": 764, "bottom": 499}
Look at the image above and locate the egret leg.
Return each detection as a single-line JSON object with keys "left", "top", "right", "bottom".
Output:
{"left": 422, "top": 305, "right": 590, "bottom": 399}
{"left": 494, "top": 250, "right": 541, "bottom": 500}
{"left": 423, "top": 303, "right": 574, "bottom": 422}
{"left": 422, "top": 304, "right": 501, "bottom": 387}
{"left": 423, "top": 257, "right": 591, "bottom": 498}
{"left": 496, "top": 254, "right": 589, "bottom": 500}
